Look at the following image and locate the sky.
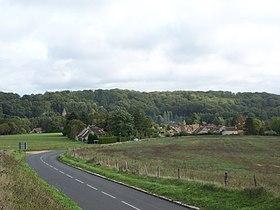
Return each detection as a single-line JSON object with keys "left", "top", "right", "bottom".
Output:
{"left": 0, "top": 0, "right": 280, "bottom": 95}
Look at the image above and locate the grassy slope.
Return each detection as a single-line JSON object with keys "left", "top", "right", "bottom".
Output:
{"left": 0, "top": 133, "right": 85, "bottom": 151}
{"left": 60, "top": 154, "right": 280, "bottom": 210}
{"left": 71, "top": 136, "right": 280, "bottom": 195}
{"left": 0, "top": 151, "right": 81, "bottom": 210}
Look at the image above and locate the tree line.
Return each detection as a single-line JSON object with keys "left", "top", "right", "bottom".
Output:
{"left": 1, "top": 89, "right": 280, "bottom": 136}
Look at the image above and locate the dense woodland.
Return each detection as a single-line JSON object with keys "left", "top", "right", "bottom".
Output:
{"left": 1, "top": 89, "right": 280, "bottom": 137}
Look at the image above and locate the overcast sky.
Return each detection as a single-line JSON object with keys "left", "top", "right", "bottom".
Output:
{"left": 0, "top": 0, "right": 280, "bottom": 95}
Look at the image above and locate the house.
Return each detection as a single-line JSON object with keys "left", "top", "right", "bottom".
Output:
{"left": 222, "top": 127, "right": 239, "bottom": 135}
{"left": 181, "top": 124, "right": 200, "bottom": 134}
{"left": 194, "top": 125, "right": 216, "bottom": 135}
{"left": 30, "top": 128, "right": 43, "bottom": 134}
{"left": 165, "top": 124, "right": 201, "bottom": 136}
{"left": 76, "top": 125, "right": 105, "bottom": 142}
{"left": 212, "top": 126, "right": 226, "bottom": 134}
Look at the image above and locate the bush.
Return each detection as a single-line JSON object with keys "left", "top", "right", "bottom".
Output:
{"left": 99, "top": 136, "right": 129, "bottom": 144}
{"left": 243, "top": 187, "right": 266, "bottom": 198}
{"left": 87, "top": 133, "right": 99, "bottom": 144}
{"left": 264, "top": 130, "right": 278, "bottom": 136}
{"left": 99, "top": 136, "right": 118, "bottom": 144}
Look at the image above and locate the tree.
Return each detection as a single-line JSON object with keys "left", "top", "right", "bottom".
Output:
{"left": 107, "top": 109, "right": 134, "bottom": 137}
{"left": 271, "top": 117, "right": 280, "bottom": 135}
{"left": 87, "top": 133, "right": 99, "bottom": 144}
{"left": 129, "top": 106, "right": 153, "bottom": 138}
{"left": 89, "top": 108, "right": 108, "bottom": 128}
{"left": 31, "top": 116, "right": 65, "bottom": 133}
{"left": 253, "top": 118, "right": 263, "bottom": 135}
{"left": 245, "top": 117, "right": 263, "bottom": 135}
{"left": 234, "top": 115, "right": 246, "bottom": 130}
{"left": 245, "top": 117, "right": 254, "bottom": 135}
{"left": 0, "top": 123, "right": 10, "bottom": 135}
{"left": 213, "top": 116, "right": 226, "bottom": 125}
{"left": 63, "top": 119, "right": 86, "bottom": 139}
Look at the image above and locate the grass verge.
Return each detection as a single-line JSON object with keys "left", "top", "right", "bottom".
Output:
{"left": 60, "top": 153, "right": 280, "bottom": 210}
{"left": 0, "top": 151, "right": 81, "bottom": 210}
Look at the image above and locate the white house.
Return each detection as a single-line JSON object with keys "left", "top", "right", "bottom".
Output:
{"left": 222, "top": 127, "right": 239, "bottom": 135}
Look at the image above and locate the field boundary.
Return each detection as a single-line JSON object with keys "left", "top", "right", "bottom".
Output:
{"left": 59, "top": 154, "right": 199, "bottom": 210}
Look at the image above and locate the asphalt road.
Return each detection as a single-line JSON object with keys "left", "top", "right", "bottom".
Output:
{"left": 27, "top": 151, "right": 191, "bottom": 210}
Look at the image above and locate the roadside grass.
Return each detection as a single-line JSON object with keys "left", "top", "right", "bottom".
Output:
{"left": 0, "top": 133, "right": 85, "bottom": 151}
{"left": 0, "top": 150, "right": 81, "bottom": 210}
{"left": 60, "top": 154, "right": 280, "bottom": 210}
{"left": 71, "top": 135, "right": 280, "bottom": 195}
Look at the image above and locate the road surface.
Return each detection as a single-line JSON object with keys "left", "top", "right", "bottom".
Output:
{"left": 28, "top": 151, "right": 191, "bottom": 210}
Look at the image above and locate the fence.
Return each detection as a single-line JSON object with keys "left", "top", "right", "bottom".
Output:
{"left": 70, "top": 150, "right": 262, "bottom": 189}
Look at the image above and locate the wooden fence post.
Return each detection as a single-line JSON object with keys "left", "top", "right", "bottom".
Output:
{"left": 253, "top": 174, "right": 257, "bottom": 187}
{"left": 157, "top": 166, "right": 160, "bottom": 178}
{"left": 224, "top": 172, "right": 228, "bottom": 187}
{"left": 115, "top": 160, "right": 119, "bottom": 171}
{"left": 125, "top": 161, "right": 128, "bottom": 171}
{"left": 144, "top": 164, "right": 148, "bottom": 176}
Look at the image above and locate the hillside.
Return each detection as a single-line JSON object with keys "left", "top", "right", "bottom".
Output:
{"left": 1, "top": 89, "right": 280, "bottom": 123}
{"left": 1, "top": 89, "right": 280, "bottom": 137}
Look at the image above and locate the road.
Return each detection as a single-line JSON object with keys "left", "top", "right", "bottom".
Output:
{"left": 27, "top": 151, "right": 191, "bottom": 210}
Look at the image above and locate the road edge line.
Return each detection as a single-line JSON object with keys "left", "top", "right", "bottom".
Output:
{"left": 59, "top": 156, "right": 199, "bottom": 210}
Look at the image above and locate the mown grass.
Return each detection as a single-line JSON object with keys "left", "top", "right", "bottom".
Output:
{"left": 0, "top": 133, "right": 85, "bottom": 151}
{"left": 71, "top": 136, "right": 280, "bottom": 195}
{"left": 60, "top": 154, "right": 280, "bottom": 210}
{"left": 0, "top": 151, "right": 81, "bottom": 210}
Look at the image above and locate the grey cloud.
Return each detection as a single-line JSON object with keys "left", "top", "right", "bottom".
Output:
{"left": 0, "top": 0, "right": 280, "bottom": 95}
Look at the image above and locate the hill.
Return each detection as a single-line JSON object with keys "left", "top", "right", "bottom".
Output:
{"left": 1, "top": 89, "right": 280, "bottom": 135}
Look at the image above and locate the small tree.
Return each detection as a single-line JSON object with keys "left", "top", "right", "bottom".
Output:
{"left": 245, "top": 117, "right": 254, "bottom": 135}
{"left": 87, "top": 133, "right": 99, "bottom": 144}
{"left": 253, "top": 118, "right": 263, "bottom": 135}
{"left": 271, "top": 117, "right": 280, "bottom": 135}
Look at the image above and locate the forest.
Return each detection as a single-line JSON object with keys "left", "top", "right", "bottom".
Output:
{"left": 1, "top": 89, "right": 280, "bottom": 137}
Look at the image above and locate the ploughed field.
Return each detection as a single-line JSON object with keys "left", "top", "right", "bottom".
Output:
{"left": 71, "top": 135, "right": 280, "bottom": 195}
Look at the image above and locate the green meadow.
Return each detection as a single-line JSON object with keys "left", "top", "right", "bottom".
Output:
{"left": 0, "top": 133, "right": 84, "bottom": 151}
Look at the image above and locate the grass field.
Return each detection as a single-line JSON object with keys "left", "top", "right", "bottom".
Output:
{"left": 61, "top": 152, "right": 280, "bottom": 210}
{"left": 70, "top": 135, "right": 280, "bottom": 195}
{"left": 0, "top": 151, "right": 80, "bottom": 210}
{"left": 0, "top": 133, "right": 85, "bottom": 151}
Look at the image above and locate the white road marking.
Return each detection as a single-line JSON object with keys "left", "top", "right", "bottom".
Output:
{"left": 121, "top": 201, "right": 141, "bottom": 210}
{"left": 101, "top": 191, "right": 116, "bottom": 199}
{"left": 66, "top": 174, "right": 73, "bottom": 179}
{"left": 59, "top": 170, "right": 65, "bottom": 174}
{"left": 39, "top": 154, "right": 140, "bottom": 210}
{"left": 75, "top": 178, "right": 84, "bottom": 184}
{"left": 87, "top": 184, "right": 98, "bottom": 190}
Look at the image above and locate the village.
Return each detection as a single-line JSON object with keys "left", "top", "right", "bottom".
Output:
{"left": 30, "top": 122, "right": 243, "bottom": 143}
{"left": 68, "top": 123, "right": 243, "bottom": 143}
{"left": 159, "top": 123, "right": 242, "bottom": 137}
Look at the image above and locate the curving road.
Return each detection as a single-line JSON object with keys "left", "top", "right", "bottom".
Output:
{"left": 27, "top": 151, "right": 191, "bottom": 210}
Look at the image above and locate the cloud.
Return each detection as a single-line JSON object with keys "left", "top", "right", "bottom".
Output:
{"left": 0, "top": 0, "right": 280, "bottom": 95}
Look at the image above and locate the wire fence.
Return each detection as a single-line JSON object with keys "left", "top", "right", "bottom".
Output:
{"left": 69, "top": 150, "right": 272, "bottom": 191}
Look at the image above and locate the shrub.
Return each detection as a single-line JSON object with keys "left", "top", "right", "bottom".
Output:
{"left": 243, "top": 187, "right": 266, "bottom": 198}
{"left": 99, "top": 137, "right": 118, "bottom": 144}
{"left": 87, "top": 133, "right": 99, "bottom": 144}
